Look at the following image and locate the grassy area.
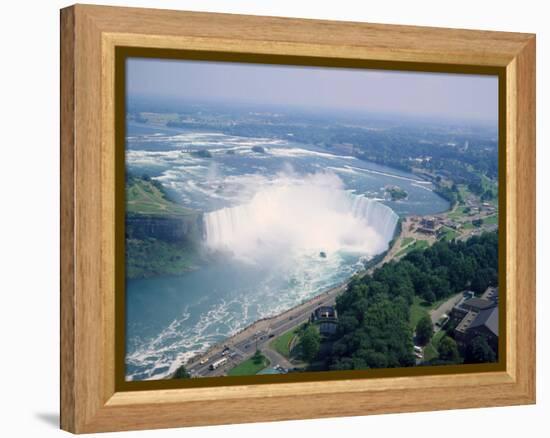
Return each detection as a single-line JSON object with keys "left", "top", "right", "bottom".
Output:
{"left": 409, "top": 296, "right": 430, "bottom": 329}
{"left": 432, "top": 330, "right": 446, "bottom": 348}
{"left": 126, "top": 175, "right": 194, "bottom": 216}
{"left": 484, "top": 214, "right": 498, "bottom": 225}
{"left": 125, "top": 175, "right": 202, "bottom": 279}
{"left": 227, "top": 354, "right": 270, "bottom": 376}
{"left": 409, "top": 295, "right": 451, "bottom": 330}
{"left": 422, "top": 329, "right": 448, "bottom": 362}
{"left": 480, "top": 175, "right": 499, "bottom": 207}
{"left": 396, "top": 239, "right": 429, "bottom": 257}
{"left": 457, "top": 185, "right": 470, "bottom": 205}
{"left": 423, "top": 343, "right": 438, "bottom": 362}
{"left": 270, "top": 325, "right": 304, "bottom": 358}
{"left": 401, "top": 237, "right": 414, "bottom": 247}
{"left": 409, "top": 239, "right": 429, "bottom": 252}
{"left": 447, "top": 205, "right": 471, "bottom": 220}
{"left": 439, "top": 226, "right": 458, "bottom": 241}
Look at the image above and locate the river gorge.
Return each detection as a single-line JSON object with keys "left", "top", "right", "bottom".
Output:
{"left": 124, "top": 122, "right": 449, "bottom": 381}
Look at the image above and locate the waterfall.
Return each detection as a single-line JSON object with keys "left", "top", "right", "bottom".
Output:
{"left": 350, "top": 196, "right": 399, "bottom": 245}
{"left": 203, "top": 179, "right": 398, "bottom": 261}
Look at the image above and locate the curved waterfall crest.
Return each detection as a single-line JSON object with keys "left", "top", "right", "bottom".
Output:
{"left": 203, "top": 177, "right": 398, "bottom": 261}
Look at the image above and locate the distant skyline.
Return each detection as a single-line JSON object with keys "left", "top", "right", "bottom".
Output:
{"left": 127, "top": 58, "right": 498, "bottom": 123}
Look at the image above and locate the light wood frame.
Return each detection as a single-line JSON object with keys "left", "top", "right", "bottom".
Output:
{"left": 60, "top": 4, "right": 536, "bottom": 433}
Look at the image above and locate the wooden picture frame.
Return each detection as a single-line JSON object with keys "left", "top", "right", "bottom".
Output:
{"left": 60, "top": 4, "right": 536, "bottom": 433}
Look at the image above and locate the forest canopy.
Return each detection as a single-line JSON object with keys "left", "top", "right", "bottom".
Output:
{"left": 329, "top": 232, "right": 498, "bottom": 370}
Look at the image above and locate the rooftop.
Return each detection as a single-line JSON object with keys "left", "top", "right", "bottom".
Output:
{"left": 456, "top": 310, "right": 478, "bottom": 333}
{"left": 462, "top": 297, "right": 497, "bottom": 311}
{"left": 482, "top": 286, "right": 499, "bottom": 302}
{"left": 470, "top": 306, "right": 499, "bottom": 337}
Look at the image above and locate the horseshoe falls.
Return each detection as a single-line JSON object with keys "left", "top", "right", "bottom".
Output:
{"left": 125, "top": 128, "right": 448, "bottom": 381}
{"left": 204, "top": 174, "right": 399, "bottom": 263}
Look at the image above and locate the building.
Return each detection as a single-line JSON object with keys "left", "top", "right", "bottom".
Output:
{"left": 312, "top": 305, "right": 338, "bottom": 336}
{"left": 450, "top": 289, "right": 498, "bottom": 323}
{"left": 460, "top": 297, "right": 497, "bottom": 313}
{"left": 452, "top": 287, "right": 499, "bottom": 349}
{"left": 482, "top": 286, "right": 499, "bottom": 303}
{"left": 455, "top": 306, "right": 498, "bottom": 350}
{"left": 417, "top": 217, "right": 441, "bottom": 235}
{"left": 314, "top": 306, "right": 337, "bottom": 320}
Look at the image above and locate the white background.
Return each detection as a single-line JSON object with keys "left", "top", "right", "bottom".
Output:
{"left": 0, "top": 0, "right": 547, "bottom": 436}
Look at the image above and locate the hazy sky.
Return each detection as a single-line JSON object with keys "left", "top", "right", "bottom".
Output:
{"left": 127, "top": 58, "right": 498, "bottom": 122}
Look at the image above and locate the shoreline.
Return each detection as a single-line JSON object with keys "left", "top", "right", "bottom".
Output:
{"left": 132, "top": 164, "right": 466, "bottom": 378}
{"left": 178, "top": 236, "right": 400, "bottom": 374}
{"left": 176, "top": 191, "right": 472, "bottom": 376}
{"left": 153, "top": 194, "right": 499, "bottom": 379}
{"left": 182, "top": 278, "right": 350, "bottom": 370}
{"left": 146, "top": 195, "right": 472, "bottom": 379}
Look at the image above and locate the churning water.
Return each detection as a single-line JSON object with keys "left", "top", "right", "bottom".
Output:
{"left": 125, "top": 123, "right": 447, "bottom": 381}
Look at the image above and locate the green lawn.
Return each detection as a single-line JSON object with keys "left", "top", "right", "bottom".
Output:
{"left": 227, "top": 354, "right": 270, "bottom": 376}
{"left": 396, "top": 239, "right": 429, "bottom": 257}
{"left": 457, "top": 184, "right": 475, "bottom": 205}
{"left": 439, "top": 226, "right": 458, "bottom": 241}
{"left": 423, "top": 343, "right": 438, "bottom": 362}
{"left": 484, "top": 214, "right": 498, "bottom": 225}
{"left": 409, "top": 239, "right": 429, "bottom": 252}
{"left": 432, "top": 330, "right": 446, "bottom": 348}
{"left": 126, "top": 176, "right": 194, "bottom": 216}
{"left": 409, "top": 295, "right": 451, "bottom": 330}
{"left": 409, "top": 296, "right": 430, "bottom": 329}
{"left": 480, "top": 173, "right": 498, "bottom": 195}
{"left": 422, "top": 327, "right": 449, "bottom": 362}
{"left": 448, "top": 205, "right": 471, "bottom": 220}
{"left": 421, "top": 330, "right": 447, "bottom": 362}
{"left": 270, "top": 325, "right": 303, "bottom": 358}
{"left": 401, "top": 237, "right": 414, "bottom": 247}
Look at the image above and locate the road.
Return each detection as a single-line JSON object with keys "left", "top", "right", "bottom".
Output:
{"left": 182, "top": 206, "right": 496, "bottom": 376}
{"left": 412, "top": 292, "right": 465, "bottom": 364}
{"left": 430, "top": 292, "right": 464, "bottom": 326}
{"left": 185, "top": 282, "right": 346, "bottom": 377}
{"left": 262, "top": 347, "right": 293, "bottom": 370}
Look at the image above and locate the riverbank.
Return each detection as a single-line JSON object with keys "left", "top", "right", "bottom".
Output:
{"left": 176, "top": 222, "right": 405, "bottom": 378}
{"left": 125, "top": 174, "right": 204, "bottom": 279}
{"left": 177, "top": 191, "right": 500, "bottom": 378}
{"left": 182, "top": 279, "right": 350, "bottom": 377}
{"left": 168, "top": 185, "right": 500, "bottom": 378}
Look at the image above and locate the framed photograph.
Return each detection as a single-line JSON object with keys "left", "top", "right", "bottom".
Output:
{"left": 60, "top": 4, "right": 536, "bottom": 433}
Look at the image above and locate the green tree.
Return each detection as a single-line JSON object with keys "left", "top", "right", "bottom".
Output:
{"left": 173, "top": 364, "right": 190, "bottom": 379}
{"left": 328, "top": 232, "right": 498, "bottom": 371}
{"left": 416, "top": 315, "right": 434, "bottom": 346}
{"left": 472, "top": 218, "right": 484, "bottom": 228}
{"left": 438, "top": 336, "right": 460, "bottom": 362}
{"left": 471, "top": 267, "right": 497, "bottom": 294}
{"left": 300, "top": 325, "right": 321, "bottom": 362}
{"left": 465, "top": 335, "right": 496, "bottom": 363}
{"left": 252, "top": 349, "right": 264, "bottom": 364}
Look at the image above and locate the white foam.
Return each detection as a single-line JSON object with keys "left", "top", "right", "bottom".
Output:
{"left": 345, "top": 165, "right": 430, "bottom": 184}
{"left": 268, "top": 147, "right": 354, "bottom": 160}
{"left": 204, "top": 172, "right": 398, "bottom": 262}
